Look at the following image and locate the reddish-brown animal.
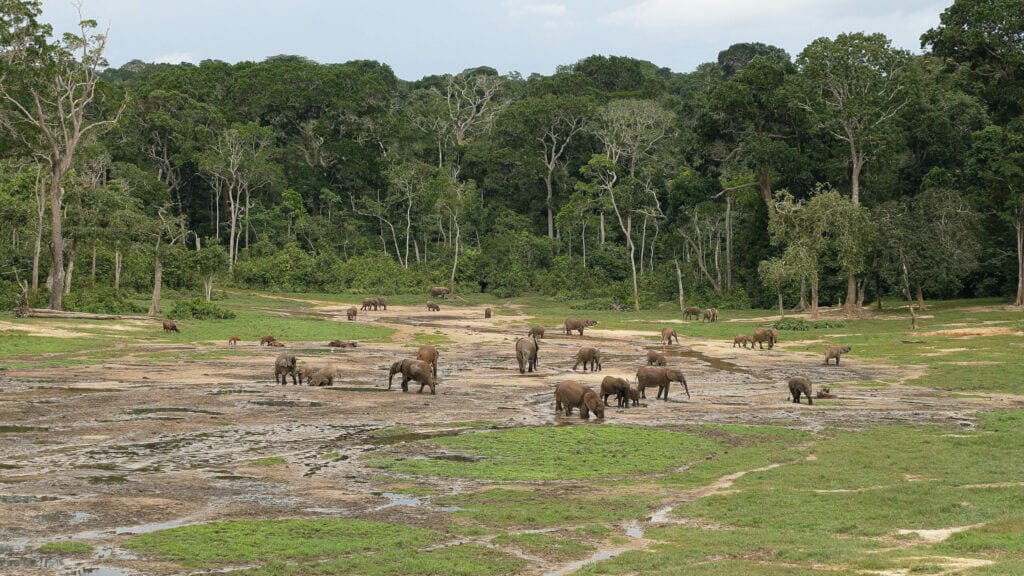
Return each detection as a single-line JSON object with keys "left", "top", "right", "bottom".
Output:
{"left": 554, "top": 381, "right": 604, "bottom": 419}
{"left": 162, "top": 320, "right": 179, "bottom": 333}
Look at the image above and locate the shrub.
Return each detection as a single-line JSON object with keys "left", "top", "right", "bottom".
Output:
{"left": 772, "top": 317, "right": 846, "bottom": 331}
{"left": 168, "top": 297, "right": 236, "bottom": 320}
{"left": 64, "top": 287, "right": 146, "bottom": 314}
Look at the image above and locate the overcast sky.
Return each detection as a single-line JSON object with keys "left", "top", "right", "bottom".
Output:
{"left": 39, "top": 0, "right": 951, "bottom": 80}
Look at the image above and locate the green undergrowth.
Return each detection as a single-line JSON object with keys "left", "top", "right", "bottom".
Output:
{"left": 438, "top": 488, "right": 661, "bottom": 529}
{"left": 369, "top": 425, "right": 721, "bottom": 481}
{"left": 230, "top": 544, "right": 523, "bottom": 576}
{"left": 37, "top": 541, "right": 93, "bottom": 554}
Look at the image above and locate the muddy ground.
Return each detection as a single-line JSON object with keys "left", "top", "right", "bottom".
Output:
{"left": 0, "top": 302, "right": 1011, "bottom": 575}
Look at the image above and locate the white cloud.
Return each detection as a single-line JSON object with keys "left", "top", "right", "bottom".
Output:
{"left": 152, "top": 52, "right": 196, "bottom": 65}
{"left": 506, "top": 1, "right": 569, "bottom": 19}
{"left": 602, "top": 0, "right": 821, "bottom": 28}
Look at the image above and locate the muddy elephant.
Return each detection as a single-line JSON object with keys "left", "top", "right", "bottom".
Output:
{"left": 788, "top": 376, "right": 812, "bottom": 405}
{"left": 528, "top": 326, "right": 546, "bottom": 339}
{"left": 297, "top": 364, "right": 318, "bottom": 385}
{"left": 515, "top": 335, "right": 539, "bottom": 374}
{"left": 429, "top": 286, "right": 451, "bottom": 298}
{"left": 751, "top": 327, "right": 775, "bottom": 350}
{"left": 646, "top": 350, "right": 667, "bottom": 366}
{"left": 554, "top": 381, "right": 604, "bottom": 419}
{"left": 417, "top": 344, "right": 439, "bottom": 378}
{"left": 703, "top": 308, "right": 719, "bottom": 323}
{"left": 390, "top": 358, "right": 436, "bottom": 394}
{"left": 426, "top": 301, "right": 440, "bottom": 311}
{"left": 162, "top": 320, "right": 179, "bottom": 333}
{"left": 564, "top": 318, "right": 598, "bottom": 336}
{"left": 661, "top": 327, "right": 680, "bottom": 345}
{"left": 683, "top": 306, "right": 701, "bottom": 320}
{"left": 361, "top": 298, "right": 377, "bottom": 311}
{"left": 636, "top": 366, "right": 689, "bottom": 400}
{"left": 376, "top": 297, "right": 388, "bottom": 311}
{"left": 733, "top": 334, "right": 751, "bottom": 349}
{"left": 824, "top": 345, "right": 851, "bottom": 366}
{"left": 308, "top": 365, "right": 336, "bottom": 387}
{"left": 484, "top": 307, "right": 492, "bottom": 319}
{"left": 346, "top": 307, "right": 358, "bottom": 321}
{"left": 625, "top": 387, "right": 641, "bottom": 407}
{"left": 572, "top": 347, "right": 602, "bottom": 372}
{"left": 260, "top": 334, "right": 277, "bottom": 346}
{"left": 600, "top": 376, "right": 630, "bottom": 407}
{"left": 228, "top": 336, "right": 240, "bottom": 346}
{"left": 274, "top": 354, "right": 298, "bottom": 385}
{"left": 269, "top": 340, "right": 285, "bottom": 347}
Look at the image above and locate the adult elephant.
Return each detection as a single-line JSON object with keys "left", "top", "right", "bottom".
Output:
{"left": 515, "top": 335, "right": 539, "bottom": 374}
{"left": 387, "top": 359, "right": 436, "bottom": 394}
{"left": 554, "top": 381, "right": 604, "bottom": 419}
{"left": 572, "top": 347, "right": 602, "bottom": 372}
{"left": 417, "top": 344, "right": 439, "bottom": 377}
{"left": 429, "top": 286, "right": 451, "bottom": 298}
{"left": 636, "top": 366, "right": 689, "bottom": 400}
{"left": 564, "top": 318, "right": 598, "bottom": 336}
{"left": 751, "top": 327, "right": 776, "bottom": 350}
{"left": 683, "top": 306, "right": 701, "bottom": 320}
{"left": 661, "top": 327, "right": 679, "bottom": 345}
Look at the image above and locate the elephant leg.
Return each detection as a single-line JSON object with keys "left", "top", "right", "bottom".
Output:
{"left": 418, "top": 382, "right": 425, "bottom": 394}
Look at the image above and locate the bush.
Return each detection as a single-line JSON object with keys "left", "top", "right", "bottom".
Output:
{"left": 168, "top": 297, "right": 236, "bottom": 320}
{"left": 64, "top": 288, "right": 146, "bottom": 314}
{"left": 771, "top": 317, "right": 846, "bottom": 331}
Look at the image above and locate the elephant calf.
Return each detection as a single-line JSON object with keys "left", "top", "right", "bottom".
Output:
{"left": 572, "top": 347, "right": 602, "bottom": 372}
{"left": 260, "top": 334, "right": 277, "bottom": 346}
{"left": 387, "top": 359, "right": 436, "bottom": 394}
{"left": 426, "top": 301, "right": 441, "bottom": 311}
{"left": 788, "top": 376, "right": 812, "bottom": 405}
{"left": 555, "top": 381, "right": 604, "bottom": 419}
{"left": 274, "top": 354, "right": 298, "bottom": 385}
{"left": 733, "top": 334, "right": 751, "bottom": 348}
{"left": 600, "top": 376, "right": 629, "bottom": 407}
{"left": 346, "top": 307, "right": 358, "bottom": 321}
{"left": 162, "top": 320, "right": 179, "bottom": 333}
{"left": 417, "top": 344, "right": 439, "bottom": 377}
{"left": 661, "top": 327, "right": 679, "bottom": 345}
{"left": 702, "top": 308, "right": 719, "bottom": 322}
{"left": 484, "top": 307, "right": 492, "bottom": 319}
{"left": 646, "top": 350, "right": 666, "bottom": 366}
{"left": 636, "top": 366, "right": 689, "bottom": 400}
{"left": 528, "top": 326, "right": 545, "bottom": 338}
{"left": 515, "top": 336, "right": 539, "bottom": 374}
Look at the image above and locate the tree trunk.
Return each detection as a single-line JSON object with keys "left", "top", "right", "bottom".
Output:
{"left": 64, "top": 239, "right": 77, "bottom": 295}
{"left": 915, "top": 281, "right": 926, "bottom": 311}
{"left": 114, "top": 248, "right": 122, "bottom": 291}
{"left": 844, "top": 274, "right": 858, "bottom": 315}
{"left": 857, "top": 277, "right": 867, "bottom": 308}
{"left": 204, "top": 276, "right": 214, "bottom": 302}
{"left": 626, "top": 214, "right": 640, "bottom": 312}
{"left": 725, "top": 193, "right": 733, "bottom": 293}
{"left": 1016, "top": 222, "right": 1023, "bottom": 307}
{"left": 778, "top": 289, "right": 785, "bottom": 319}
{"left": 449, "top": 220, "right": 460, "bottom": 295}
{"left": 149, "top": 246, "right": 162, "bottom": 315}
{"left": 48, "top": 176, "right": 64, "bottom": 311}
{"left": 600, "top": 212, "right": 605, "bottom": 244}
{"left": 876, "top": 274, "right": 883, "bottom": 310}
{"left": 675, "top": 259, "right": 685, "bottom": 312}
{"left": 32, "top": 195, "right": 44, "bottom": 292}
{"left": 797, "top": 275, "right": 808, "bottom": 312}
{"left": 545, "top": 172, "right": 555, "bottom": 238}
{"left": 581, "top": 220, "right": 587, "bottom": 269}
{"left": 810, "top": 275, "right": 819, "bottom": 319}
{"left": 91, "top": 245, "right": 97, "bottom": 286}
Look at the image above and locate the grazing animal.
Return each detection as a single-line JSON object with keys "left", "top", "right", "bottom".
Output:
{"left": 417, "top": 345, "right": 440, "bottom": 378}
{"left": 626, "top": 387, "right": 641, "bottom": 407}
{"left": 346, "top": 307, "right": 358, "bottom": 321}
{"left": 788, "top": 376, "right": 813, "bottom": 405}
{"left": 733, "top": 334, "right": 751, "bottom": 348}
{"left": 564, "top": 317, "right": 598, "bottom": 336}
{"left": 554, "top": 381, "right": 604, "bottom": 419}
{"left": 636, "top": 366, "right": 689, "bottom": 400}
{"left": 274, "top": 354, "right": 298, "bottom": 385}
{"left": 572, "top": 347, "right": 602, "bottom": 372}
{"left": 269, "top": 340, "right": 285, "bottom": 347}
{"left": 429, "top": 286, "right": 451, "bottom": 298}
{"left": 426, "top": 301, "right": 440, "bottom": 311}
{"left": 297, "top": 364, "right": 318, "bottom": 385}
{"left": 515, "top": 335, "right": 540, "bottom": 374}
{"left": 824, "top": 345, "right": 851, "bottom": 366}
{"left": 600, "top": 376, "right": 630, "bottom": 407}
{"left": 376, "top": 297, "right": 388, "bottom": 311}
{"left": 683, "top": 306, "right": 701, "bottom": 320}
{"left": 661, "top": 327, "right": 680, "bottom": 345}
{"left": 260, "top": 334, "right": 277, "bottom": 346}
{"left": 361, "top": 298, "right": 377, "bottom": 311}
{"left": 703, "top": 308, "right": 719, "bottom": 323}
{"left": 162, "top": 320, "right": 179, "bottom": 333}
{"left": 646, "top": 350, "right": 667, "bottom": 366}
{"left": 528, "top": 326, "right": 546, "bottom": 339}
{"left": 228, "top": 335, "right": 240, "bottom": 346}
{"left": 327, "top": 340, "right": 357, "bottom": 348}
{"left": 751, "top": 327, "right": 776, "bottom": 350}
{"left": 484, "top": 307, "right": 492, "bottom": 319}
{"left": 388, "top": 359, "right": 436, "bottom": 394}
{"left": 308, "top": 365, "right": 336, "bottom": 387}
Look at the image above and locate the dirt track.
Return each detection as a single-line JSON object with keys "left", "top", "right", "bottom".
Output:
{"left": 0, "top": 302, "right": 1008, "bottom": 574}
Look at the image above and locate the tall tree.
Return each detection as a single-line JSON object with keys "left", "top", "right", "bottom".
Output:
{"left": 0, "top": 1, "right": 124, "bottom": 309}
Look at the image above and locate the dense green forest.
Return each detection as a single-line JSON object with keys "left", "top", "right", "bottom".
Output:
{"left": 1, "top": 0, "right": 1021, "bottom": 314}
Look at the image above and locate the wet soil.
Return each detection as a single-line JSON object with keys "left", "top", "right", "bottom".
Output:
{"left": 0, "top": 302, "right": 1016, "bottom": 575}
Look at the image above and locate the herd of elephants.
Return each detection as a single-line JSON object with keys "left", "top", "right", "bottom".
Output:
{"left": 239, "top": 287, "right": 853, "bottom": 420}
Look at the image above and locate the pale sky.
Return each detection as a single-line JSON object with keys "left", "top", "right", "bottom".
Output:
{"left": 39, "top": 0, "right": 951, "bottom": 80}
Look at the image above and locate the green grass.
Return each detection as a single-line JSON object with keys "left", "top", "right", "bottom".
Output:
{"left": 252, "top": 456, "right": 287, "bottom": 466}
{"left": 370, "top": 425, "right": 722, "bottom": 481}
{"left": 491, "top": 532, "right": 595, "bottom": 559}
{"left": 38, "top": 541, "right": 93, "bottom": 554}
{"left": 124, "top": 519, "right": 441, "bottom": 568}
{"left": 408, "top": 331, "right": 455, "bottom": 346}
{"left": 231, "top": 544, "right": 523, "bottom": 576}
{"left": 438, "top": 488, "right": 661, "bottom": 529}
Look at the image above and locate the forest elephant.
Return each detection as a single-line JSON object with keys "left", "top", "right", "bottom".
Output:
{"left": 417, "top": 344, "right": 440, "bottom": 378}
{"left": 661, "top": 327, "right": 680, "bottom": 344}
{"left": 528, "top": 326, "right": 545, "bottom": 339}
{"left": 484, "top": 307, "right": 492, "bottom": 319}
{"left": 401, "top": 359, "right": 436, "bottom": 394}
{"left": 274, "top": 354, "right": 298, "bottom": 385}
{"left": 600, "top": 376, "right": 630, "bottom": 407}
{"left": 733, "top": 334, "right": 751, "bottom": 348}
{"left": 683, "top": 306, "right": 701, "bottom": 320}
{"left": 429, "top": 286, "right": 451, "bottom": 298}
{"left": 361, "top": 298, "right": 377, "bottom": 311}
{"left": 426, "top": 301, "right": 440, "bottom": 311}
{"left": 269, "top": 340, "right": 285, "bottom": 347}
{"left": 308, "top": 365, "right": 336, "bottom": 387}
{"left": 162, "top": 320, "right": 179, "bottom": 333}
{"left": 572, "top": 347, "right": 602, "bottom": 372}
{"left": 228, "top": 335, "right": 240, "bottom": 346}
{"left": 376, "top": 297, "right": 387, "bottom": 310}
{"left": 346, "top": 307, "right": 358, "bottom": 321}
{"left": 751, "top": 327, "right": 776, "bottom": 350}
{"left": 515, "top": 335, "right": 539, "bottom": 374}
{"left": 636, "top": 366, "right": 690, "bottom": 401}
{"left": 388, "top": 359, "right": 415, "bottom": 390}
{"left": 297, "top": 364, "right": 318, "bottom": 385}
{"left": 824, "top": 346, "right": 851, "bottom": 366}
{"left": 646, "top": 350, "right": 667, "bottom": 366}
{"left": 703, "top": 308, "right": 719, "bottom": 322}
{"left": 788, "top": 376, "right": 813, "bottom": 405}
{"left": 626, "top": 387, "right": 641, "bottom": 407}
{"left": 564, "top": 318, "right": 598, "bottom": 336}
{"left": 260, "top": 334, "right": 277, "bottom": 346}
{"left": 554, "top": 381, "right": 604, "bottom": 419}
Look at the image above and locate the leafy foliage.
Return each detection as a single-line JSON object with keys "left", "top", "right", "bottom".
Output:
{"left": 168, "top": 297, "right": 236, "bottom": 320}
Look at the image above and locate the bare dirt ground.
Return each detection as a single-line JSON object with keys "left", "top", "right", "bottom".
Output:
{"left": 1, "top": 302, "right": 1017, "bottom": 575}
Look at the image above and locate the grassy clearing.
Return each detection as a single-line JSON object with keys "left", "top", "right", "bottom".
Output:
{"left": 231, "top": 544, "right": 523, "bottom": 576}
{"left": 124, "top": 519, "right": 441, "bottom": 568}
{"left": 438, "top": 488, "right": 661, "bottom": 529}
{"left": 408, "top": 331, "right": 455, "bottom": 346}
{"left": 37, "top": 541, "right": 93, "bottom": 554}
{"left": 491, "top": 532, "right": 595, "bottom": 559}
{"left": 369, "top": 425, "right": 722, "bottom": 481}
